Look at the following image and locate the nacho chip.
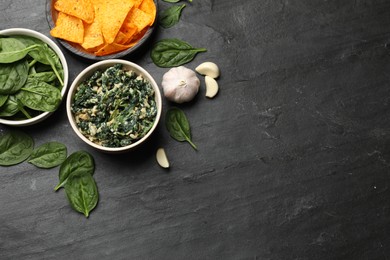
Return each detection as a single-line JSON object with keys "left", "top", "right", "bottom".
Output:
{"left": 54, "top": 0, "right": 94, "bottom": 24}
{"left": 124, "top": 8, "right": 153, "bottom": 33}
{"left": 128, "top": 28, "right": 148, "bottom": 45}
{"left": 94, "top": 42, "right": 137, "bottom": 56}
{"left": 99, "top": 0, "right": 133, "bottom": 44}
{"left": 93, "top": 0, "right": 105, "bottom": 24}
{"left": 50, "top": 12, "right": 84, "bottom": 44}
{"left": 115, "top": 31, "right": 130, "bottom": 45}
{"left": 84, "top": 42, "right": 105, "bottom": 54}
{"left": 81, "top": 20, "right": 104, "bottom": 49}
{"left": 119, "top": 24, "right": 138, "bottom": 44}
{"left": 133, "top": 8, "right": 154, "bottom": 32}
{"left": 131, "top": 0, "right": 144, "bottom": 8}
{"left": 139, "top": 0, "right": 156, "bottom": 26}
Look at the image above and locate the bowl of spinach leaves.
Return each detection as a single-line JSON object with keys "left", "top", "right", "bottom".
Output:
{"left": 66, "top": 59, "right": 162, "bottom": 153}
{"left": 0, "top": 28, "right": 69, "bottom": 126}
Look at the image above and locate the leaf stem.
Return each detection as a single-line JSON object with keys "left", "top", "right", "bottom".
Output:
{"left": 18, "top": 106, "right": 31, "bottom": 119}
{"left": 196, "top": 48, "right": 207, "bottom": 53}
{"left": 48, "top": 59, "right": 64, "bottom": 86}
{"left": 28, "top": 59, "right": 37, "bottom": 69}
{"left": 186, "top": 137, "right": 197, "bottom": 150}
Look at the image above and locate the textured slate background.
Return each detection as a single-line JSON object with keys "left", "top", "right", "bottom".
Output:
{"left": 1, "top": 0, "right": 390, "bottom": 259}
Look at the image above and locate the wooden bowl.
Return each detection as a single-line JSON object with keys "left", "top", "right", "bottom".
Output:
{"left": 45, "top": 0, "right": 158, "bottom": 61}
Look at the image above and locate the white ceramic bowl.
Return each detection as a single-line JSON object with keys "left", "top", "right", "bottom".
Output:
{"left": 0, "top": 28, "right": 69, "bottom": 126}
{"left": 67, "top": 59, "right": 162, "bottom": 153}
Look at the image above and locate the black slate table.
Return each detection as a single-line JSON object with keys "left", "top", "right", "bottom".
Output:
{"left": 1, "top": 1, "right": 390, "bottom": 259}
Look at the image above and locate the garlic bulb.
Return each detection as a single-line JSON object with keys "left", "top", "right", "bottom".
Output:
{"left": 161, "top": 66, "right": 200, "bottom": 103}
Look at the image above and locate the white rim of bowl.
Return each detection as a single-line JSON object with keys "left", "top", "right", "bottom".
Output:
{"left": 67, "top": 59, "right": 162, "bottom": 152}
{"left": 0, "top": 28, "right": 69, "bottom": 126}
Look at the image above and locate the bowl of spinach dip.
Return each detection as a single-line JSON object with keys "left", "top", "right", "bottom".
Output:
{"left": 67, "top": 60, "right": 162, "bottom": 153}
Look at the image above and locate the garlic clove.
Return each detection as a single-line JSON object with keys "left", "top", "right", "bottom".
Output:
{"left": 195, "top": 62, "right": 220, "bottom": 78}
{"left": 205, "top": 76, "right": 219, "bottom": 98}
{"left": 156, "top": 148, "right": 170, "bottom": 168}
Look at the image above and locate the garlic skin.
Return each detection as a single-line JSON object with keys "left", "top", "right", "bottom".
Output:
{"left": 195, "top": 62, "right": 220, "bottom": 78}
{"left": 161, "top": 66, "right": 200, "bottom": 103}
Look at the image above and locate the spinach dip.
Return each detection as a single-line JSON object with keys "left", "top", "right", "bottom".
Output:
{"left": 71, "top": 64, "right": 157, "bottom": 147}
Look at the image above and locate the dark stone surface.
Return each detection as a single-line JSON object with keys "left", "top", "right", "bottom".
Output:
{"left": 1, "top": 0, "right": 390, "bottom": 259}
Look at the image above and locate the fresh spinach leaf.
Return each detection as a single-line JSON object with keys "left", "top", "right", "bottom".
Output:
{"left": 0, "top": 95, "right": 8, "bottom": 107}
{"left": 16, "top": 98, "right": 31, "bottom": 119}
{"left": 159, "top": 4, "right": 186, "bottom": 28}
{"left": 55, "top": 151, "right": 95, "bottom": 191}
{"left": 35, "top": 44, "right": 64, "bottom": 87}
{"left": 165, "top": 107, "right": 197, "bottom": 149}
{"left": 0, "top": 130, "right": 34, "bottom": 166}
{"left": 64, "top": 172, "right": 98, "bottom": 218}
{"left": 0, "top": 37, "right": 39, "bottom": 63}
{"left": 16, "top": 78, "right": 62, "bottom": 112}
{"left": 28, "top": 142, "right": 67, "bottom": 168}
{"left": 0, "top": 59, "right": 29, "bottom": 94}
{"left": 151, "top": 38, "right": 206, "bottom": 67}
{"left": 0, "top": 95, "right": 19, "bottom": 117}
{"left": 14, "top": 36, "right": 64, "bottom": 87}
{"left": 28, "top": 71, "right": 57, "bottom": 83}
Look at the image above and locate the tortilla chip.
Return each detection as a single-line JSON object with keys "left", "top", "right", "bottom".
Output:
{"left": 94, "top": 42, "right": 137, "bottom": 56}
{"left": 50, "top": 12, "right": 84, "bottom": 44}
{"left": 114, "top": 31, "right": 129, "bottom": 45}
{"left": 139, "top": 0, "right": 156, "bottom": 26}
{"left": 93, "top": 0, "right": 105, "bottom": 24}
{"left": 81, "top": 20, "right": 104, "bottom": 49}
{"left": 128, "top": 28, "right": 148, "bottom": 44}
{"left": 119, "top": 24, "right": 138, "bottom": 44}
{"left": 131, "top": 0, "right": 144, "bottom": 8}
{"left": 125, "top": 8, "right": 153, "bottom": 33}
{"left": 99, "top": 0, "right": 133, "bottom": 44}
{"left": 54, "top": 0, "right": 94, "bottom": 24}
{"left": 84, "top": 42, "right": 105, "bottom": 53}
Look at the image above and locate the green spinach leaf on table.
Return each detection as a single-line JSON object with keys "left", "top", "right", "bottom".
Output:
{"left": 28, "top": 141, "right": 67, "bottom": 169}
{"left": 151, "top": 38, "right": 206, "bottom": 67}
{"left": 55, "top": 151, "right": 95, "bottom": 191}
{"left": 165, "top": 107, "right": 197, "bottom": 150}
{"left": 65, "top": 172, "right": 99, "bottom": 218}
{"left": 0, "top": 130, "right": 34, "bottom": 166}
{"left": 55, "top": 150, "right": 98, "bottom": 218}
{"left": 159, "top": 4, "right": 186, "bottom": 28}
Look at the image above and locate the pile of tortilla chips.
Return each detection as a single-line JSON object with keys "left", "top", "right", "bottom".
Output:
{"left": 50, "top": 0, "right": 156, "bottom": 56}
